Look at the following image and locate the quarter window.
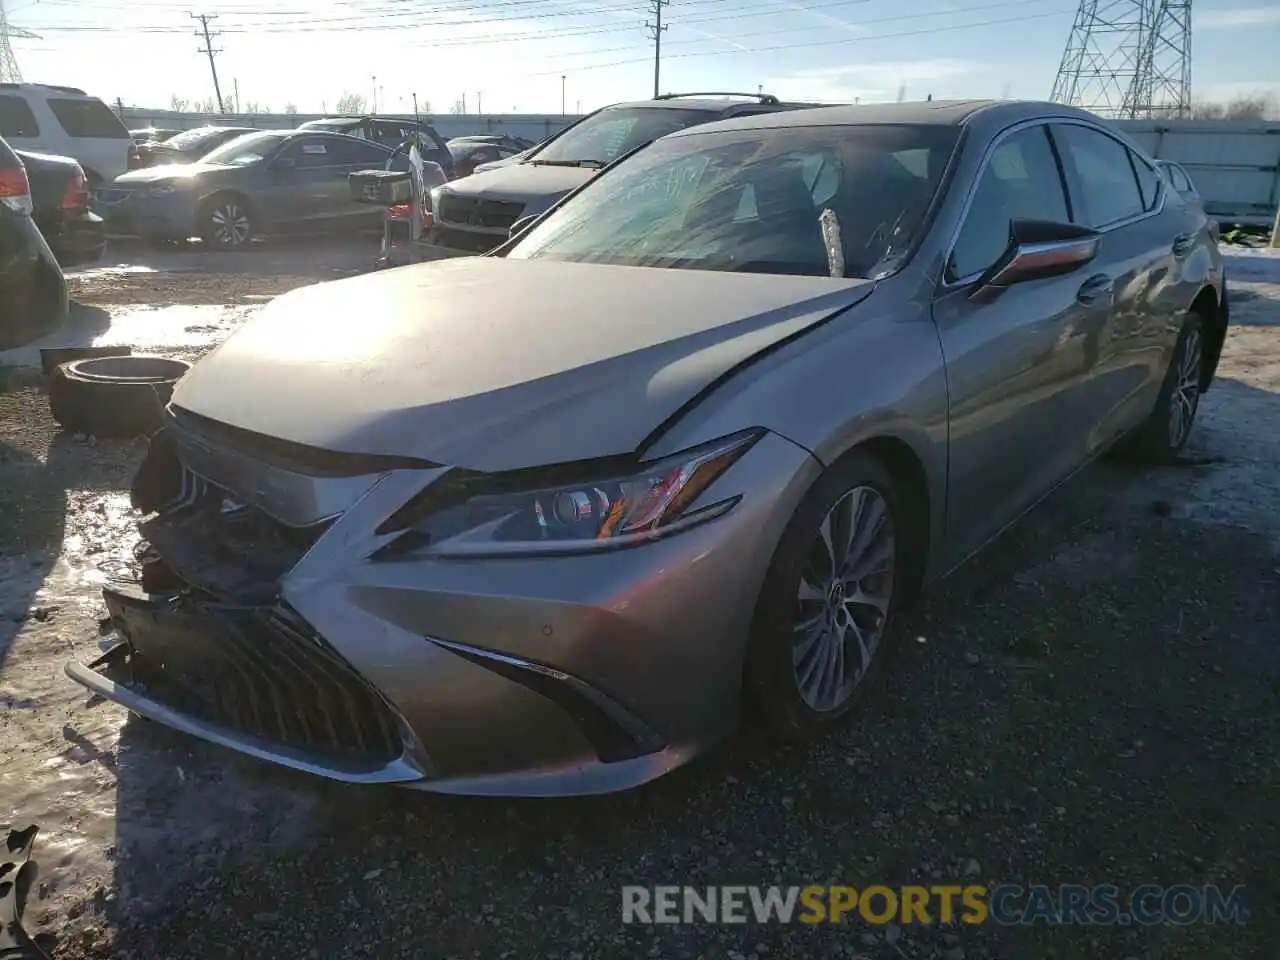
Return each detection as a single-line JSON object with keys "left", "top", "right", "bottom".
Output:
{"left": 948, "top": 125, "right": 1069, "bottom": 282}
{"left": 1131, "top": 154, "right": 1161, "bottom": 211}
{"left": 1054, "top": 124, "right": 1145, "bottom": 228}
{"left": 46, "top": 98, "right": 130, "bottom": 139}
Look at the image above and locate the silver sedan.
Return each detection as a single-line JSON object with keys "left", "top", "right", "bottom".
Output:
{"left": 68, "top": 100, "right": 1226, "bottom": 796}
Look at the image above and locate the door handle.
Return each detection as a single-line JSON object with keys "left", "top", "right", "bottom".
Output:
{"left": 1076, "top": 273, "right": 1114, "bottom": 305}
{"left": 1172, "top": 232, "right": 1195, "bottom": 257}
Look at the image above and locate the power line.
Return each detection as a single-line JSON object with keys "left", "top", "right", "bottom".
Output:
{"left": 192, "top": 12, "right": 225, "bottom": 113}
{"left": 645, "top": 0, "right": 669, "bottom": 98}
{"left": 529, "top": 5, "right": 1077, "bottom": 75}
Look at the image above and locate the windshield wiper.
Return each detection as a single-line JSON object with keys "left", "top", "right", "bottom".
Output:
{"left": 529, "top": 159, "right": 606, "bottom": 169}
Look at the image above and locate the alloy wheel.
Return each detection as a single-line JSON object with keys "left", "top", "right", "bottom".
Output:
{"left": 1168, "top": 327, "right": 1202, "bottom": 448}
{"left": 209, "top": 203, "right": 251, "bottom": 248}
{"left": 791, "top": 485, "right": 895, "bottom": 713}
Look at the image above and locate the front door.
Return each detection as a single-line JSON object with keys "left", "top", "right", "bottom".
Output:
{"left": 932, "top": 123, "right": 1101, "bottom": 566}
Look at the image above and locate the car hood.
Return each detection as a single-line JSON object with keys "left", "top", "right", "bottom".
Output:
{"left": 443, "top": 163, "right": 595, "bottom": 211}
{"left": 171, "top": 257, "right": 874, "bottom": 472}
{"left": 114, "top": 163, "right": 215, "bottom": 184}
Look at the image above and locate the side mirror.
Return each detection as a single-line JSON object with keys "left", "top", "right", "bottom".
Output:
{"left": 272, "top": 156, "right": 296, "bottom": 172}
{"left": 509, "top": 214, "right": 537, "bottom": 239}
{"left": 969, "top": 219, "right": 1100, "bottom": 303}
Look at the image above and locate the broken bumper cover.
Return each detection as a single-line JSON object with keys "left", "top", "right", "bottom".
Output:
{"left": 65, "top": 428, "right": 820, "bottom": 796}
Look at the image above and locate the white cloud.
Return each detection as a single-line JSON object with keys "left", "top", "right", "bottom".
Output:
{"left": 1198, "top": 6, "right": 1280, "bottom": 28}
{"left": 764, "top": 59, "right": 983, "bottom": 104}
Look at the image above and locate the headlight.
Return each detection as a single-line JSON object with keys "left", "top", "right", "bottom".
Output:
{"left": 393, "top": 430, "right": 761, "bottom": 557}
{"left": 429, "top": 186, "right": 445, "bottom": 213}
{"left": 143, "top": 183, "right": 178, "bottom": 198}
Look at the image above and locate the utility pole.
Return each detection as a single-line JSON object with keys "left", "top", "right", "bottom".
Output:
{"left": 233, "top": 77, "right": 240, "bottom": 114}
{"left": 560, "top": 75, "right": 565, "bottom": 115}
{"left": 645, "top": 0, "right": 669, "bottom": 98}
{"left": 412, "top": 92, "right": 419, "bottom": 121}
{"left": 192, "top": 14, "right": 225, "bottom": 114}
{"left": 372, "top": 75, "right": 377, "bottom": 113}
{"left": 476, "top": 91, "right": 482, "bottom": 114}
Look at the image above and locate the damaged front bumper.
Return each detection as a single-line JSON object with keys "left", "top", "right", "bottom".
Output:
{"left": 66, "top": 411, "right": 819, "bottom": 796}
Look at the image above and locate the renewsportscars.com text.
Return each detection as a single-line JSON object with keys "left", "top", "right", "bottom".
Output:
{"left": 621, "top": 884, "right": 1249, "bottom": 927}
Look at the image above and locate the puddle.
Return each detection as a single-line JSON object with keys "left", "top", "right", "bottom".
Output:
{"left": 63, "top": 264, "right": 160, "bottom": 280}
{"left": 0, "top": 304, "right": 260, "bottom": 369}
{"left": 0, "top": 487, "right": 327, "bottom": 930}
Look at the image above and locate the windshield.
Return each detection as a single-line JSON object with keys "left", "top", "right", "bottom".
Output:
{"left": 531, "top": 107, "right": 714, "bottom": 167}
{"left": 200, "top": 131, "right": 286, "bottom": 166}
{"left": 166, "top": 127, "right": 226, "bottom": 150}
{"left": 508, "top": 123, "right": 959, "bottom": 279}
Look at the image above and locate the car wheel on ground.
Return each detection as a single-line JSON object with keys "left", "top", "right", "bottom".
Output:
{"left": 48, "top": 356, "right": 191, "bottom": 437}
{"left": 746, "top": 449, "right": 905, "bottom": 740}
{"left": 199, "top": 194, "right": 254, "bottom": 250}
{"left": 1119, "top": 311, "right": 1204, "bottom": 464}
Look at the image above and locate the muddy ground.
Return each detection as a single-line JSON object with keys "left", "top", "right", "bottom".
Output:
{"left": 1, "top": 240, "right": 1278, "bottom": 960}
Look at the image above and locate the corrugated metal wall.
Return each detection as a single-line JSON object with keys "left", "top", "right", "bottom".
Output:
{"left": 1113, "top": 119, "right": 1280, "bottom": 224}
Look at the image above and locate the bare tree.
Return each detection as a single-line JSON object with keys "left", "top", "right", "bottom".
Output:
{"left": 449, "top": 99, "right": 465, "bottom": 115}
{"left": 1189, "top": 92, "right": 1278, "bottom": 121}
{"left": 335, "top": 92, "right": 367, "bottom": 114}
{"left": 242, "top": 101, "right": 267, "bottom": 115}
{"left": 191, "top": 96, "right": 219, "bottom": 114}
{"left": 169, "top": 95, "right": 190, "bottom": 112}
{"left": 284, "top": 103, "right": 299, "bottom": 115}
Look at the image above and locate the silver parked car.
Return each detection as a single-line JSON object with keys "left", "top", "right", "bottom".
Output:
{"left": 68, "top": 100, "right": 1227, "bottom": 796}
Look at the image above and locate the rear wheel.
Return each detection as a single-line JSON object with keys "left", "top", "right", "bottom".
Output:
{"left": 745, "top": 450, "right": 905, "bottom": 740}
{"left": 1119, "top": 312, "right": 1204, "bottom": 464}
{"left": 200, "top": 194, "right": 254, "bottom": 250}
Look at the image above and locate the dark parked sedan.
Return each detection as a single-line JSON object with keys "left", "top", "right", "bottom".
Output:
{"left": 1, "top": 136, "right": 68, "bottom": 349}
{"left": 16, "top": 147, "right": 105, "bottom": 266}
{"left": 134, "top": 126, "right": 257, "bottom": 168}
{"left": 447, "top": 135, "right": 534, "bottom": 178}
{"left": 95, "top": 130, "right": 405, "bottom": 249}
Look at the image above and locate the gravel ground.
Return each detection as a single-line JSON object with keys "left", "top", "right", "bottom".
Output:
{"left": 1, "top": 245, "right": 1278, "bottom": 960}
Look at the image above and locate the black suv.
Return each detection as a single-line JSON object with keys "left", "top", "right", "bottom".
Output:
{"left": 426, "top": 92, "right": 825, "bottom": 254}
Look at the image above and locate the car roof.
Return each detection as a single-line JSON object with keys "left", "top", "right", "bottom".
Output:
{"left": 663, "top": 98, "right": 1106, "bottom": 138}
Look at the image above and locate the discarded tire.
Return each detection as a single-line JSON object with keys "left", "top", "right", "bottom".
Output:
{"left": 48, "top": 355, "right": 191, "bottom": 438}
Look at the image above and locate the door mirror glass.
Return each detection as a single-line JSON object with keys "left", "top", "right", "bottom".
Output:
{"left": 509, "top": 214, "right": 537, "bottom": 239}
{"left": 969, "top": 219, "right": 1100, "bottom": 301}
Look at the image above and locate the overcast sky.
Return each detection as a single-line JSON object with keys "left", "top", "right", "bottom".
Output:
{"left": 8, "top": 0, "right": 1280, "bottom": 115}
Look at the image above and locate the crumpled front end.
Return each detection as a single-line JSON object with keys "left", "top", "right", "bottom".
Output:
{"left": 66, "top": 407, "right": 816, "bottom": 795}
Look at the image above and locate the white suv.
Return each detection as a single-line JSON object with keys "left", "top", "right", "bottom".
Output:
{"left": 0, "top": 83, "right": 137, "bottom": 184}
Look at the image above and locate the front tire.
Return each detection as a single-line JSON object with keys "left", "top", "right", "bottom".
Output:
{"left": 745, "top": 450, "right": 906, "bottom": 741}
{"left": 1121, "top": 312, "right": 1204, "bottom": 464}
{"left": 199, "top": 194, "right": 254, "bottom": 250}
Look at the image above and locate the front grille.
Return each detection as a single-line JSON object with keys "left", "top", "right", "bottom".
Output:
{"left": 432, "top": 224, "right": 507, "bottom": 253}
{"left": 437, "top": 195, "right": 524, "bottom": 230}
{"left": 106, "top": 586, "right": 404, "bottom": 768}
{"left": 140, "top": 469, "right": 327, "bottom": 603}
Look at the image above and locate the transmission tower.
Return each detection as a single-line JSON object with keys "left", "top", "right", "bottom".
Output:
{"left": 1050, "top": 0, "right": 1192, "bottom": 119}
{"left": 1, "top": 0, "right": 42, "bottom": 83}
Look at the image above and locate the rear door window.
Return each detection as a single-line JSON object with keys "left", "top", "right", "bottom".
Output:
{"left": 1053, "top": 123, "right": 1145, "bottom": 228}
{"left": 46, "top": 98, "right": 130, "bottom": 139}
{"left": 282, "top": 138, "right": 336, "bottom": 168}
{"left": 326, "top": 137, "right": 390, "bottom": 166}
{"left": 0, "top": 95, "right": 40, "bottom": 137}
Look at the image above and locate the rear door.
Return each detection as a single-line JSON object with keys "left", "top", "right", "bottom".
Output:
{"left": 932, "top": 122, "right": 1098, "bottom": 562}
{"left": 1052, "top": 122, "right": 1182, "bottom": 450}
